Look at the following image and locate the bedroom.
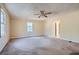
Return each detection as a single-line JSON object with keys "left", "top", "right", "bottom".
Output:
{"left": 0, "top": 3, "right": 79, "bottom": 55}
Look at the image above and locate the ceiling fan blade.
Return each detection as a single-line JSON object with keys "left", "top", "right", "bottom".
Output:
{"left": 34, "top": 14, "right": 40, "bottom": 15}
{"left": 44, "top": 15, "right": 47, "bottom": 18}
{"left": 45, "top": 12, "right": 52, "bottom": 15}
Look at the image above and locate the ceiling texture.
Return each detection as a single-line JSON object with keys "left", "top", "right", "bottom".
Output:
{"left": 4, "top": 3, "right": 79, "bottom": 20}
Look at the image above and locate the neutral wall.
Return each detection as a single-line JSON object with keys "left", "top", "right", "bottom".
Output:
{"left": 44, "top": 17, "right": 60, "bottom": 38}
{"left": 44, "top": 19, "right": 55, "bottom": 38}
{"left": 59, "top": 10, "right": 79, "bottom": 43}
{"left": 44, "top": 10, "right": 79, "bottom": 43}
{"left": 0, "top": 4, "right": 10, "bottom": 52}
{"left": 45, "top": 10, "right": 79, "bottom": 42}
{"left": 10, "top": 19, "right": 45, "bottom": 39}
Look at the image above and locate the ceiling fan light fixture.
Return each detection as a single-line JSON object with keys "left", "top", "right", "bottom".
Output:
{"left": 34, "top": 10, "right": 53, "bottom": 18}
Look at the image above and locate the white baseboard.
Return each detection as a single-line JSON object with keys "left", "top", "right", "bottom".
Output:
{"left": 10, "top": 35, "right": 45, "bottom": 39}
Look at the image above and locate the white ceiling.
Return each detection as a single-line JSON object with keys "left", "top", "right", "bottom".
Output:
{"left": 5, "top": 3, "right": 79, "bottom": 20}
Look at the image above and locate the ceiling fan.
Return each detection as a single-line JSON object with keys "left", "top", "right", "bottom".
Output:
{"left": 34, "top": 10, "right": 53, "bottom": 18}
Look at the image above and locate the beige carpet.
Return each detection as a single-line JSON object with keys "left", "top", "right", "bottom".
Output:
{"left": 1, "top": 37, "right": 79, "bottom": 55}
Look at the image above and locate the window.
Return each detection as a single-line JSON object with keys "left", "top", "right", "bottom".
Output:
{"left": 27, "top": 22, "right": 33, "bottom": 32}
{"left": 0, "top": 9, "right": 6, "bottom": 37}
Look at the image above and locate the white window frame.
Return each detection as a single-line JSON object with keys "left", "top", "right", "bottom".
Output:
{"left": 1, "top": 8, "right": 6, "bottom": 37}
{"left": 27, "top": 22, "right": 33, "bottom": 32}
